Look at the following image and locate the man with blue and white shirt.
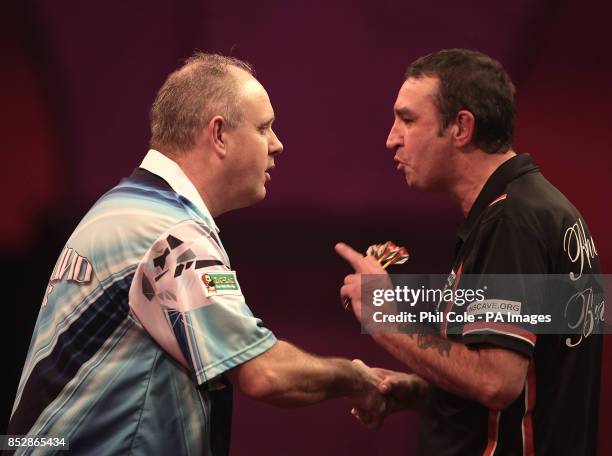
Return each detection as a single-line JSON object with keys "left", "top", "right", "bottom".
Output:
{"left": 8, "top": 53, "right": 385, "bottom": 455}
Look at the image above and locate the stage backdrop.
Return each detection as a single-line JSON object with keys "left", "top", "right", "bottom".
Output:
{"left": 3, "top": 1, "right": 610, "bottom": 454}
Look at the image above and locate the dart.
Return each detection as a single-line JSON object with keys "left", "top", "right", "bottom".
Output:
{"left": 343, "top": 241, "right": 410, "bottom": 310}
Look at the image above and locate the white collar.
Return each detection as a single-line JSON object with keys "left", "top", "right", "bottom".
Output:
{"left": 140, "top": 149, "right": 219, "bottom": 232}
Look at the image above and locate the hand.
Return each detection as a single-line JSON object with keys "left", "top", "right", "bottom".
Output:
{"left": 351, "top": 368, "right": 427, "bottom": 427}
{"left": 335, "top": 242, "right": 389, "bottom": 320}
{"left": 347, "top": 359, "right": 387, "bottom": 429}
{"left": 373, "top": 367, "right": 428, "bottom": 413}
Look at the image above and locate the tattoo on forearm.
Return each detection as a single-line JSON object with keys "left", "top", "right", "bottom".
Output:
{"left": 416, "top": 334, "right": 451, "bottom": 357}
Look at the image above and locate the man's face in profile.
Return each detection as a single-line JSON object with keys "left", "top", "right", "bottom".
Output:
{"left": 386, "top": 76, "right": 455, "bottom": 192}
{"left": 223, "top": 74, "right": 283, "bottom": 208}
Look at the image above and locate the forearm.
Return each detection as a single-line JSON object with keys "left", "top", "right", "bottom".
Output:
{"left": 334, "top": 243, "right": 527, "bottom": 410}
{"left": 372, "top": 332, "right": 526, "bottom": 410}
{"left": 231, "top": 341, "right": 367, "bottom": 407}
{"left": 403, "top": 375, "right": 429, "bottom": 412}
{"left": 262, "top": 342, "right": 361, "bottom": 406}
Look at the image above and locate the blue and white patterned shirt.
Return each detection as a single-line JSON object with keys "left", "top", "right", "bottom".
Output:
{"left": 10, "top": 149, "right": 277, "bottom": 455}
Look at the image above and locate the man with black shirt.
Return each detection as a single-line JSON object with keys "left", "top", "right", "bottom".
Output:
{"left": 336, "top": 49, "right": 602, "bottom": 455}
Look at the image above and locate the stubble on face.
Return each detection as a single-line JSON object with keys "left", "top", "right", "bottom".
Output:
{"left": 388, "top": 76, "right": 454, "bottom": 192}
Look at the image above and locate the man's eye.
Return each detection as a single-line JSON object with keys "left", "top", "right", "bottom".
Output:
{"left": 402, "top": 117, "right": 413, "bottom": 124}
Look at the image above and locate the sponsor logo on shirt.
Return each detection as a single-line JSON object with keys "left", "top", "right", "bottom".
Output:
{"left": 201, "top": 272, "right": 240, "bottom": 295}
{"left": 466, "top": 299, "right": 522, "bottom": 316}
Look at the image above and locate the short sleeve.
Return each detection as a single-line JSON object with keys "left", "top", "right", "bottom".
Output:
{"left": 460, "top": 217, "right": 548, "bottom": 358}
{"left": 129, "top": 219, "right": 276, "bottom": 385}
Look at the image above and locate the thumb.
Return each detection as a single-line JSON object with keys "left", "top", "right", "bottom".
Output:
{"left": 335, "top": 242, "right": 365, "bottom": 272}
{"left": 352, "top": 359, "right": 367, "bottom": 369}
{"left": 378, "top": 378, "right": 394, "bottom": 394}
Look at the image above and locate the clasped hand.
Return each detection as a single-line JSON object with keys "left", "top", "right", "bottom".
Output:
{"left": 349, "top": 361, "right": 426, "bottom": 429}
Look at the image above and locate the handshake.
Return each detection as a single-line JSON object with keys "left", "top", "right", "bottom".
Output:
{"left": 348, "top": 359, "right": 428, "bottom": 428}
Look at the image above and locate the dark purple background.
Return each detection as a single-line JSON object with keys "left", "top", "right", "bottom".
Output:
{"left": 3, "top": 1, "right": 611, "bottom": 454}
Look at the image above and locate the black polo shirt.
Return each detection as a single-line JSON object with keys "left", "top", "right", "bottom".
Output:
{"left": 418, "top": 154, "right": 603, "bottom": 456}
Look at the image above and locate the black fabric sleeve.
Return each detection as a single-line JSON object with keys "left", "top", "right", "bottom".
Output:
{"left": 460, "top": 216, "right": 548, "bottom": 358}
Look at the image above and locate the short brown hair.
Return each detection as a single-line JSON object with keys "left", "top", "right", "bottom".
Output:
{"left": 149, "top": 52, "right": 254, "bottom": 152}
{"left": 405, "top": 49, "right": 515, "bottom": 153}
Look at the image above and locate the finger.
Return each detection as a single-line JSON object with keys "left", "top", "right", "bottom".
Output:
{"left": 343, "top": 274, "right": 359, "bottom": 285}
{"left": 335, "top": 242, "right": 365, "bottom": 272}
{"left": 351, "top": 407, "right": 365, "bottom": 423}
{"left": 364, "top": 255, "right": 384, "bottom": 269}
{"left": 340, "top": 284, "right": 353, "bottom": 301}
{"left": 341, "top": 282, "right": 361, "bottom": 299}
{"left": 371, "top": 367, "right": 401, "bottom": 379}
{"left": 351, "top": 358, "right": 367, "bottom": 368}
{"left": 371, "top": 368, "right": 389, "bottom": 379}
{"left": 353, "top": 408, "right": 372, "bottom": 426}
{"left": 378, "top": 378, "right": 395, "bottom": 394}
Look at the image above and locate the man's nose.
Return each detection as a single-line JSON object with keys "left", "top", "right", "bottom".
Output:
{"left": 270, "top": 129, "right": 283, "bottom": 155}
{"left": 386, "top": 120, "right": 401, "bottom": 151}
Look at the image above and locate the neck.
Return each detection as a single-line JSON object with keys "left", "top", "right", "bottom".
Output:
{"left": 169, "top": 147, "right": 226, "bottom": 218}
{"left": 448, "top": 149, "right": 516, "bottom": 217}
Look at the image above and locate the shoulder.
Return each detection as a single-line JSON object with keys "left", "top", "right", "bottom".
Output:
{"left": 68, "top": 177, "right": 217, "bottom": 276}
{"left": 481, "top": 170, "right": 580, "bottom": 237}
{"left": 98, "top": 174, "right": 192, "bottom": 218}
{"left": 475, "top": 170, "right": 600, "bottom": 274}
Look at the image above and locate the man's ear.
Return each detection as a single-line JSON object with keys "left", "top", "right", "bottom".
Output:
{"left": 452, "top": 110, "right": 475, "bottom": 148}
{"left": 209, "top": 115, "right": 228, "bottom": 157}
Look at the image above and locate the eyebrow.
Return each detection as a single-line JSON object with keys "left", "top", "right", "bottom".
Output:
{"left": 259, "top": 116, "right": 275, "bottom": 127}
{"left": 394, "top": 107, "right": 416, "bottom": 117}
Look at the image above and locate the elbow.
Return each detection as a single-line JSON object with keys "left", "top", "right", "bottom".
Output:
{"left": 238, "top": 366, "right": 284, "bottom": 403}
{"left": 475, "top": 349, "right": 529, "bottom": 411}
{"left": 480, "top": 376, "right": 524, "bottom": 411}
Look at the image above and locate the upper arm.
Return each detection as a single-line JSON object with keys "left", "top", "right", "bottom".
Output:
{"left": 128, "top": 219, "right": 277, "bottom": 385}
{"left": 461, "top": 216, "right": 548, "bottom": 359}
{"left": 458, "top": 216, "right": 539, "bottom": 408}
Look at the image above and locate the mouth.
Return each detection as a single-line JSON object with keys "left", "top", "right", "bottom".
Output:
{"left": 394, "top": 156, "right": 407, "bottom": 171}
{"left": 265, "top": 165, "right": 275, "bottom": 182}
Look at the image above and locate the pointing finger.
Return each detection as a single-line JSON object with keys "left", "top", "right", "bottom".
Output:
{"left": 335, "top": 242, "right": 365, "bottom": 272}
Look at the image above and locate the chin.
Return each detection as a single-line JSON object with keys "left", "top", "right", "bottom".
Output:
{"left": 231, "top": 189, "right": 266, "bottom": 211}
{"left": 405, "top": 175, "right": 418, "bottom": 188}
{"left": 406, "top": 179, "right": 431, "bottom": 192}
{"left": 257, "top": 185, "right": 267, "bottom": 200}
{"left": 249, "top": 187, "right": 268, "bottom": 205}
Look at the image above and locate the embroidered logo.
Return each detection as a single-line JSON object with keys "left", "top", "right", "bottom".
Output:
{"left": 563, "top": 218, "right": 598, "bottom": 280}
